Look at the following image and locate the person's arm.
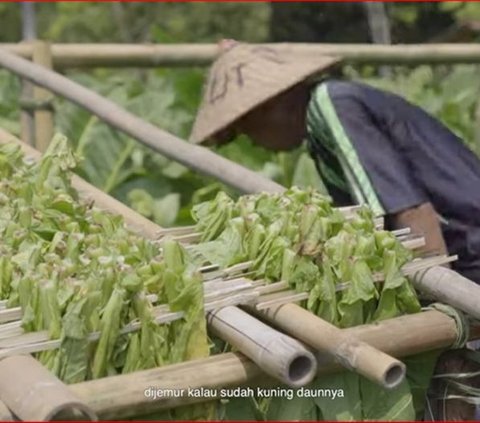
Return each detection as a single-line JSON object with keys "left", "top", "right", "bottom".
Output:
{"left": 387, "top": 202, "right": 450, "bottom": 258}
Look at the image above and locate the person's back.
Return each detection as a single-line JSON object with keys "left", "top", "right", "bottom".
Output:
{"left": 307, "top": 79, "right": 480, "bottom": 283}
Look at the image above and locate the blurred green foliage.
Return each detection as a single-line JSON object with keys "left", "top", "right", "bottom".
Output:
{"left": 0, "top": 2, "right": 271, "bottom": 43}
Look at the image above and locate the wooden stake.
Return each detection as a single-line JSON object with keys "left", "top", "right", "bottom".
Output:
{"left": 32, "top": 40, "right": 54, "bottom": 153}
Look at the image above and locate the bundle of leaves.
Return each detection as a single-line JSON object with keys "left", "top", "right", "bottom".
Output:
{"left": 0, "top": 137, "right": 209, "bottom": 398}
{"left": 192, "top": 188, "right": 438, "bottom": 420}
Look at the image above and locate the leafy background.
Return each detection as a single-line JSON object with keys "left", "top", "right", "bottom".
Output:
{"left": 0, "top": 3, "right": 479, "bottom": 228}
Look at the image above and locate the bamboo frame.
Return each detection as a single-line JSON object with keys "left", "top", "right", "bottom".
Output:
{"left": 4, "top": 43, "right": 480, "bottom": 68}
{"left": 0, "top": 46, "right": 479, "bottom": 412}
{"left": 0, "top": 128, "right": 472, "bottom": 394}
{"left": 0, "top": 310, "right": 477, "bottom": 421}
{"left": 0, "top": 37, "right": 480, "bottom": 415}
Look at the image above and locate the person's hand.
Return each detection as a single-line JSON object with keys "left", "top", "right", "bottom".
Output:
{"left": 389, "top": 202, "right": 451, "bottom": 262}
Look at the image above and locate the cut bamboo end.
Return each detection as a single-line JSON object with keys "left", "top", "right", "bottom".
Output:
{"left": 0, "top": 355, "right": 98, "bottom": 421}
{"left": 253, "top": 303, "right": 406, "bottom": 389}
{"left": 384, "top": 362, "right": 407, "bottom": 389}
{"left": 207, "top": 306, "right": 317, "bottom": 387}
{"left": 334, "top": 340, "right": 406, "bottom": 389}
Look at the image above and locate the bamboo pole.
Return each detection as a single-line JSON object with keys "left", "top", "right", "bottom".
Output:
{"left": 74, "top": 352, "right": 262, "bottom": 421}
{"left": 19, "top": 48, "right": 35, "bottom": 147}
{"left": 207, "top": 306, "right": 317, "bottom": 387}
{"left": 251, "top": 303, "right": 405, "bottom": 389}
{"left": 411, "top": 266, "right": 480, "bottom": 320}
{"left": 0, "top": 355, "right": 97, "bottom": 421}
{"left": 0, "top": 47, "right": 284, "bottom": 195}
{"left": 32, "top": 41, "right": 54, "bottom": 153}
{"left": 5, "top": 43, "right": 480, "bottom": 67}
{"left": 19, "top": 90, "right": 34, "bottom": 146}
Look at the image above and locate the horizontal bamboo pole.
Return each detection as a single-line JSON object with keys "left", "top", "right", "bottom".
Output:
{"left": 0, "top": 355, "right": 97, "bottom": 421}
{"left": 207, "top": 306, "right": 317, "bottom": 387}
{"left": 252, "top": 303, "right": 405, "bottom": 389}
{"left": 0, "top": 47, "right": 284, "bottom": 195}
{"left": 77, "top": 352, "right": 262, "bottom": 421}
{"left": 5, "top": 43, "right": 480, "bottom": 67}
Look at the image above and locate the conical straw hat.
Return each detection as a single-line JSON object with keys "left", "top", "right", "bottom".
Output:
{"left": 190, "top": 43, "right": 340, "bottom": 145}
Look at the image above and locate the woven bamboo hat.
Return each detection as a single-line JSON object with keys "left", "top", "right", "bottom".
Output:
{"left": 190, "top": 42, "right": 340, "bottom": 145}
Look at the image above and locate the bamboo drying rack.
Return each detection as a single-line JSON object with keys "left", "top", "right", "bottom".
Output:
{"left": 0, "top": 129, "right": 479, "bottom": 420}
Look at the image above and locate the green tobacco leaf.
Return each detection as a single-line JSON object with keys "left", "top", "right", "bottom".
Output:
{"left": 360, "top": 377, "right": 415, "bottom": 421}
{"left": 113, "top": 175, "right": 173, "bottom": 207}
{"left": 404, "top": 350, "right": 442, "bottom": 419}
{"left": 92, "top": 286, "right": 126, "bottom": 379}
{"left": 313, "top": 262, "right": 338, "bottom": 324}
{"left": 314, "top": 373, "right": 362, "bottom": 421}
{"left": 127, "top": 188, "right": 154, "bottom": 217}
{"left": 266, "top": 394, "right": 318, "bottom": 421}
{"left": 217, "top": 136, "right": 275, "bottom": 171}
{"left": 161, "top": 161, "right": 189, "bottom": 179}
{"left": 224, "top": 397, "right": 260, "bottom": 421}
{"left": 337, "top": 260, "right": 377, "bottom": 327}
{"left": 191, "top": 224, "right": 244, "bottom": 268}
{"left": 152, "top": 193, "right": 181, "bottom": 227}
{"left": 58, "top": 338, "right": 89, "bottom": 384}
{"left": 292, "top": 152, "right": 328, "bottom": 194}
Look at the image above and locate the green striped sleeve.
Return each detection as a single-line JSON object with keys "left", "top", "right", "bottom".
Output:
{"left": 308, "top": 84, "right": 385, "bottom": 217}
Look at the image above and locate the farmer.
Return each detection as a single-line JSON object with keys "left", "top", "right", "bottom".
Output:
{"left": 190, "top": 41, "right": 480, "bottom": 287}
